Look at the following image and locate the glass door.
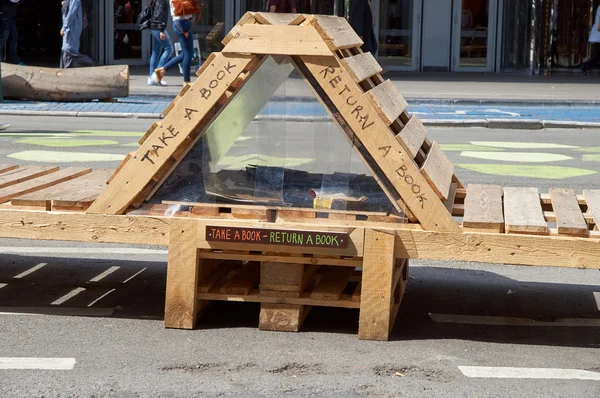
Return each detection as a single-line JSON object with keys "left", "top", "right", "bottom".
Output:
{"left": 451, "top": 0, "right": 498, "bottom": 71}
{"left": 108, "top": 0, "right": 150, "bottom": 64}
{"left": 375, "top": 0, "right": 422, "bottom": 71}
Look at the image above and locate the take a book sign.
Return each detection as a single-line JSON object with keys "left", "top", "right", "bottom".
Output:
{"left": 206, "top": 226, "right": 349, "bottom": 249}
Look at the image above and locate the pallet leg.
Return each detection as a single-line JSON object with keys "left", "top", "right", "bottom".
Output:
{"left": 164, "top": 218, "right": 200, "bottom": 329}
{"left": 259, "top": 261, "right": 311, "bottom": 332}
{"left": 358, "top": 228, "right": 396, "bottom": 341}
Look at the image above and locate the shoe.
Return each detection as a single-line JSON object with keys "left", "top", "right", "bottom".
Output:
{"left": 153, "top": 68, "right": 165, "bottom": 84}
{"left": 147, "top": 77, "right": 159, "bottom": 86}
{"left": 160, "top": 79, "right": 168, "bottom": 86}
{"left": 0, "top": 123, "right": 10, "bottom": 131}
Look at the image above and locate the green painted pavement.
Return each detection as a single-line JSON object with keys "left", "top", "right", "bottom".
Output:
{"left": 456, "top": 164, "right": 596, "bottom": 179}
{"left": 439, "top": 144, "right": 503, "bottom": 152}
{"left": 470, "top": 141, "right": 577, "bottom": 149}
{"left": 582, "top": 154, "right": 600, "bottom": 162}
{"left": 574, "top": 147, "right": 600, "bottom": 153}
{"left": 73, "top": 130, "right": 145, "bottom": 137}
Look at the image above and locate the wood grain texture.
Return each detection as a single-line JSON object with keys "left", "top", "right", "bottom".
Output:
{"left": 253, "top": 12, "right": 305, "bottom": 26}
{"left": 310, "top": 267, "right": 353, "bottom": 300}
{"left": 309, "top": 15, "right": 363, "bottom": 50}
{"left": 396, "top": 114, "right": 427, "bottom": 158}
{"left": 503, "top": 187, "right": 550, "bottom": 235}
{"left": 0, "top": 168, "right": 92, "bottom": 203}
{"left": 87, "top": 53, "right": 258, "bottom": 215}
{"left": 463, "top": 184, "right": 504, "bottom": 232}
{"left": 0, "top": 166, "right": 59, "bottom": 190}
{"left": 219, "top": 262, "right": 260, "bottom": 295}
{"left": 365, "top": 80, "right": 408, "bottom": 125}
{"left": 550, "top": 188, "right": 589, "bottom": 237}
{"left": 222, "top": 25, "right": 331, "bottom": 56}
{"left": 164, "top": 218, "right": 200, "bottom": 329}
{"left": 221, "top": 12, "right": 257, "bottom": 46}
{"left": 340, "top": 52, "right": 383, "bottom": 83}
{"left": 358, "top": 228, "right": 396, "bottom": 341}
{"left": 420, "top": 142, "right": 454, "bottom": 201}
{"left": 583, "top": 190, "right": 600, "bottom": 230}
{"left": 444, "top": 183, "right": 458, "bottom": 215}
{"left": 0, "top": 165, "right": 19, "bottom": 175}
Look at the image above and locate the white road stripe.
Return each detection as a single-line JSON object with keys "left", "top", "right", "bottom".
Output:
{"left": 594, "top": 292, "right": 600, "bottom": 312}
{"left": 459, "top": 366, "right": 600, "bottom": 380}
{"left": 0, "top": 283, "right": 7, "bottom": 289}
{"left": 51, "top": 287, "right": 86, "bottom": 306}
{"left": 122, "top": 267, "right": 147, "bottom": 284}
{"left": 0, "top": 247, "right": 167, "bottom": 255}
{"left": 0, "top": 357, "right": 76, "bottom": 370}
{"left": 87, "top": 289, "right": 116, "bottom": 307}
{"left": 13, "top": 263, "right": 47, "bottom": 279}
{"left": 89, "top": 266, "right": 120, "bottom": 282}
{"left": 429, "top": 313, "right": 600, "bottom": 327}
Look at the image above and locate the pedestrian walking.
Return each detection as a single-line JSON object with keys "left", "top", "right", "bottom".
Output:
{"left": 148, "top": 0, "right": 174, "bottom": 86}
{"left": 152, "top": 0, "right": 200, "bottom": 86}
{"left": 60, "top": 0, "right": 95, "bottom": 68}
{"left": 582, "top": 1, "right": 600, "bottom": 74}
{"left": 0, "top": 0, "right": 23, "bottom": 65}
{"left": 349, "top": 0, "right": 378, "bottom": 55}
{"left": 267, "top": 0, "right": 297, "bottom": 13}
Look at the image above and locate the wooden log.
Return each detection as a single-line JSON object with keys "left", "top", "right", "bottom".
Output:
{"left": 1, "top": 63, "right": 129, "bottom": 101}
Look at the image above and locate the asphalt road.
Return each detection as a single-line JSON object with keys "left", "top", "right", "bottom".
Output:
{"left": 0, "top": 115, "right": 599, "bottom": 397}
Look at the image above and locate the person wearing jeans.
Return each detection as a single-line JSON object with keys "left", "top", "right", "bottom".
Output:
{"left": 152, "top": 0, "right": 199, "bottom": 85}
{"left": 148, "top": 0, "right": 174, "bottom": 86}
{"left": 0, "top": 0, "right": 23, "bottom": 65}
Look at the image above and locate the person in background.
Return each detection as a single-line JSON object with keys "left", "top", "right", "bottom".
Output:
{"left": 0, "top": 0, "right": 23, "bottom": 65}
{"left": 152, "top": 0, "right": 200, "bottom": 86}
{"left": 349, "top": 0, "right": 378, "bottom": 55}
{"left": 267, "top": 0, "right": 296, "bottom": 13}
{"left": 582, "top": 0, "right": 600, "bottom": 74}
{"left": 60, "top": 0, "right": 95, "bottom": 68}
{"left": 148, "top": 0, "right": 174, "bottom": 86}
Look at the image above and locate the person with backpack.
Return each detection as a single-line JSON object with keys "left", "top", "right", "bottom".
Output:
{"left": 267, "top": 0, "right": 297, "bottom": 13}
{"left": 147, "top": 0, "right": 174, "bottom": 86}
{"left": 151, "top": 0, "right": 200, "bottom": 86}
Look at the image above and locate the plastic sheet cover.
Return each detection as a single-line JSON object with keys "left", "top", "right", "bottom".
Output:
{"left": 151, "top": 55, "right": 399, "bottom": 217}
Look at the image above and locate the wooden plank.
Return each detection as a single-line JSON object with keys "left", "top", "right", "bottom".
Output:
{"left": 222, "top": 25, "right": 331, "bottom": 56}
{"left": 87, "top": 53, "right": 259, "bottom": 215}
{"left": 396, "top": 115, "right": 427, "bottom": 158}
{"left": 197, "top": 292, "right": 360, "bottom": 309}
{"left": 253, "top": 12, "right": 305, "bottom": 26}
{"left": 195, "top": 52, "right": 218, "bottom": 77}
{"left": 0, "top": 168, "right": 92, "bottom": 203}
{"left": 340, "top": 52, "right": 383, "bottom": 83}
{"left": 164, "top": 218, "right": 200, "bottom": 329}
{"left": 359, "top": 229, "right": 396, "bottom": 341}
{"left": 444, "top": 183, "right": 457, "bottom": 215}
{"left": 352, "top": 282, "right": 362, "bottom": 302}
{"left": 298, "top": 55, "right": 460, "bottom": 232}
{"left": 138, "top": 122, "right": 159, "bottom": 145}
{"left": 503, "top": 187, "right": 550, "bottom": 235}
{"left": 420, "top": 142, "right": 454, "bottom": 201}
{"left": 198, "top": 262, "right": 237, "bottom": 293}
{"left": 199, "top": 251, "right": 361, "bottom": 267}
{"left": 106, "top": 152, "right": 133, "bottom": 185}
{"left": 310, "top": 267, "right": 353, "bottom": 300}
{"left": 0, "top": 165, "right": 19, "bottom": 175}
{"left": 11, "top": 169, "right": 112, "bottom": 209}
{"left": 221, "top": 12, "right": 257, "bottom": 46}
{"left": 365, "top": 80, "right": 408, "bottom": 125}
{"left": 0, "top": 166, "right": 59, "bottom": 190}
{"left": 309, "top": 15, "right": 363, "bottom": 51}
{"left": 463, "top": 184, "right": 504, "bottom": 232}
{"left": 583, "top": 190, "right": 600, "bottom": 230}
{"left": 550, "top": 188, "right": 589, "bottom": 237}
{"left": 219, "top": 262, "right": 260, "bottom": 295}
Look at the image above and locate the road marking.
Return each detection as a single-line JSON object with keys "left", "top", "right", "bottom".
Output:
{"left": 123, "top": 267, "right": 147, "bottom": 284}
{"left": 583, "top": 154, "right": 600, "bottom": 162}
{"left": 594, "top": 292, "right": 600, "bottom": 312}
{"left": 458, "top": 366, "right": 600, "bottom": 380}
{"left": 0, "top": 283, "right": 7, "bottom": 289}
{"left": 87, "top": 289, "right": 116, "bottom": 307}
{"left": 0, "top": 307, "right": 113, "bottom": 317}
{"left": 89, "top": 266, "right": 120, "bottom": 282}
{"left": 8, "top": 150, "right": 125, "bottom": 163}
{"left": 13, "top": 263, "right": 47, "bottom": 279}
{"left": 456, "top": 164, "right": 596, "bottom": 179}
{"left": 0, "top": 358, "right": 76, "bottom": 370}
{"left": 16, "top": 138, "right": 119, "bottom": 148}
{"left": 460, "top": 151, "right": 571, "bottom": 163}
{"left": 51, "top": 287, "right": 86, "bottom": 306}
{"left": 429, "top": 313, "right": 600, "bottom": 327}
{"left": 470, "top": 141, "right": 577, "bottom": 149}
{"left": 0, "top": 247, "right": 167, "bottom": 255}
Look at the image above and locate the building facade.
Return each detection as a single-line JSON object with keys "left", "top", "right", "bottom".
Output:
{"left": 10, "top": 0, "right": 599, "bottom": 74}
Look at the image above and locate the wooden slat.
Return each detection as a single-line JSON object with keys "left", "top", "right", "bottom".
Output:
{"left": 0, "top": 166, "right": 59, "bottom": 190}
{"left": 340, "top": 52, "right": 383, "bottom": 83}
{"left": 222, "top": 25, "right": 332, "bottom": 56}
{"left": 309, "top": 267, "right": 353, "bottom": 300}
{"left": 366, "top": 80, "right": 408, "bottom": 125}
{"left": 197, "top": 291, "right": 360, "bottom": 309}
{"left": 503, "top": 187, "right": 550, "bottom": 235}
{"left": 198, "top": 262, "right": 237, "bottom": 293}
{"left": 396, "top": 115, "right": 427, "bottom": 158}
{"left": 138, "top": 122, "right": 159, "bottom": 145}
{"left": 254, "top": 12, "right": 305, "bottom": 26}
{"left": 107, "top": 152, "right": 134, "bottom": 184}
{"left": 444, "top": 183, "right": 458, "bottom": 214}
{"left": 11, "top": 169, "right": 112, "bottom": 209}
{"left": 221, "top": 12, "right": 257, "bottom": 46}
{"left": 463, "top": 184, "right": 504, "bottom": 232}
{"left": 420, "top": 142, "right": 453, "bottom": 201}
{"left": 195, "top": 52, "right": 218, "bottom": 77}
{"left": 219, "top": 262, "right": 260, "bottom": 295}
{"left": 550, "top": 188, "right": 589, "bottom": 237}
{"left": 352, "top": 282, "right": 362, "bottom": 302}
{"left": 0, "top": 165, "right": 19, "bottom": 175}
{"left": 0, "top": 168, "right": 92, "bottom": 203}
{"left": 309, "top": 15, "right": 364, "bottom": 50}
{"left": 583, "top": 190, "right": 600, "bottom": 229}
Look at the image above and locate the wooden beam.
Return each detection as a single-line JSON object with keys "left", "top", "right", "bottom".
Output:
{"left": 359, "top": 228, "right": 396, "bottom": 340}
{"left": 309, "top": 15, "right": 363, "bottom": 51}
{"left": 583, "top": 190, "right": 600, "bottom": 230}
{"left": 340, "top": 52, "right": 383, "bottom": 83}
{"left": 504, "top": 187, "right": 549, "bottom": 235}
{"left": 253, "top": 12, "right": 306, "bottom": 26}
{"left": 550, "top": 188, "right": 589, "bottom": 237}
{"left": 463, "top": 184, "right": 504, "bottom": 232}
{"left": 365, "top": 80, "right": 408, "bottom": 126}
{"left": 420, "top": 142, "right": 454, "bottom": 201}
